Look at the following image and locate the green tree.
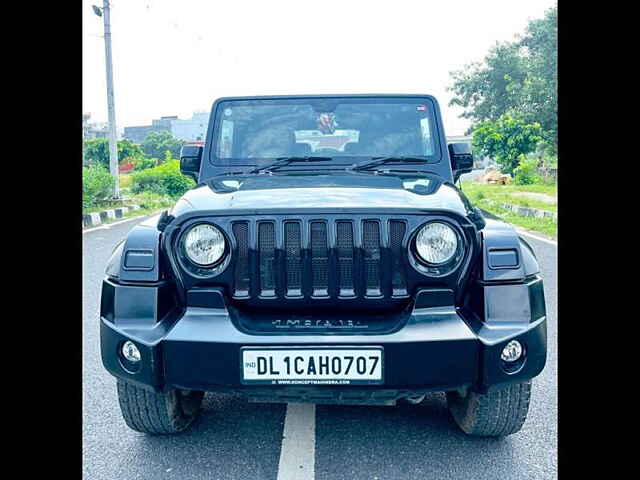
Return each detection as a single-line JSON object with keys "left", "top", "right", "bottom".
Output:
{"left": 448, "top": 6, "right": 557, "bottom": 151}
{"left": 517, "top": 6, "right": 557, "bottom": 150}
{"left": 472, "top": 114, "right": 543, "bottom": 175}
{"left": 83, "top": 138, "right": 144, "bottom": 169}
{"left": 449, "top": 41, "right": 527, "bottom": 127}
{"left": 141, "top": 131, "right": 184, "bottom": 161}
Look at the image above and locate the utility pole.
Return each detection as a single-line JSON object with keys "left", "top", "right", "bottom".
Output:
{"left": 94, "top": 1, "right": 120, "bottom": 198}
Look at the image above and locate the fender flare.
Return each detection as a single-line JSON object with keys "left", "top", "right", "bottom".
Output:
{"left": 481, "top": 219, "right": 539, "bottom": 282}
{"left": 117, "top": 215, "right": 163, "bottom": 282}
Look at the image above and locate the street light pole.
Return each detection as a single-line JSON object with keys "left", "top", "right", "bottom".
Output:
{"left": 100, "top": 0, "right": 120, "bottom": 198}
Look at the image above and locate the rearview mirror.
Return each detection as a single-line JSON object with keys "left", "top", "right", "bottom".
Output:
{"left": 448, "top": 143, "right": 474, "bottom": 183}
{"left": 180, "top": 145, "right": 203, "bottom": 182}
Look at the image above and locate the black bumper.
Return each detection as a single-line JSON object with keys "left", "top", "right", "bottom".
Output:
{"left": 100, "top": 278, "right": 547, "bottom": 398}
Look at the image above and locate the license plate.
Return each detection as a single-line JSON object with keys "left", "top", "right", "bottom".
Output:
{"left": 240, "top": 347, "right": 384, "bottom": 385}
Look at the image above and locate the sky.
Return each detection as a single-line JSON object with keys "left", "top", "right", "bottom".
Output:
{"left": 82, "top": 0, "right": 555, "bottom": 137}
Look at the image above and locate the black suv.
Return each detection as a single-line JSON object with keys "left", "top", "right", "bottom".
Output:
{"left": 101, "top": 95, "right": 546, "bottom": 437}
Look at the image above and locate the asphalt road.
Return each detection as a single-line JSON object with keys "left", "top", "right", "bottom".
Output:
{"left": 83, "top": 215, "right": 557, "bottom": 480}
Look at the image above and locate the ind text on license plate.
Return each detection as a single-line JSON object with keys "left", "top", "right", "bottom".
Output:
{"left": 241, "top": 347, "right": 384, "bottom": 385}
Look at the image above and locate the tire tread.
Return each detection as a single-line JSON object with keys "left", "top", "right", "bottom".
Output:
{"left": 116, "top": 380, "right": 202, "bottom": 435}
{"left": 446, "top": 381, "right": 532, "bottom": 437}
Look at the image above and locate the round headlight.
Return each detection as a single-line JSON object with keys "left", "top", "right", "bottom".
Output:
{"left": 415, "top": 222, "right": 458, "bottom": 265}
{"left": 183, "top": 224, "right": 226, "bottom": 266}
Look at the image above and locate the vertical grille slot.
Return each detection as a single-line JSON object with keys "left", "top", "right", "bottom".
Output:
{"left": 258, "top": 222, "right": 276, "bottom": 297}
{"left": 336, "top": 221, "right": 355, "bottom": 298}
{"left": 232, "top": 222, "right": 250, "bottom": 298}
{"left": 389, "top": 220, "right": 408, "bottom": 297}
{"left": 284, "top": 222, "right": 303, "bottom": 298}
{"left": 363, "top": 221, "right": 382, "bottom": 297}
{"left": 310, "top": 221, "right": 329, "bottom": 297}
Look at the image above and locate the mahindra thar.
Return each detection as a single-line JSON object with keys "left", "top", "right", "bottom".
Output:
{"left": 100, "top": 95, "right": 546, "bottom": 437}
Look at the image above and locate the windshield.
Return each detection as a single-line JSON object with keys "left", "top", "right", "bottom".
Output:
{"left": 210, "top": 97, "right": 440, "bottom": 166}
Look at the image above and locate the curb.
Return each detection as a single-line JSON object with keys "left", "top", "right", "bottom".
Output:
{"left": 82, "top": 205, "right": 141, "bottom": 228}
{"left": 500, "top": 203, "right": 557, "bottom": 220}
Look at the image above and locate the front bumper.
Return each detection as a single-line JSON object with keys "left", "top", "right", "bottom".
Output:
{"left": 100, "top": 278, "right": 547, "bottom": 399}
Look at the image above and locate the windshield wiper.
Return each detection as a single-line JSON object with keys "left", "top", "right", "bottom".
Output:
{"left": 350, "top": 156, "right": 429, "bottom": 172}
{"left": 211, "top": 170, "right": 254, "bottom": 177}
{"left": 249, "top": 156, "right": 333, "bottom": 174}
{"left": 355, "top": 168, "right": 429, "bottom": 176}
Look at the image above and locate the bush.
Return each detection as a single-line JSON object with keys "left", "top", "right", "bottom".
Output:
{"left": 513, "top": 155, "right": 541, "bottom": 185}
{"left": 83, "top": 164, "right": 115, "bottom": 209}
{"left": 131, "top": 159, "right": 195, "bottom": 197}
{"left": 83, "top": 138, "right": 145, "bottom": 170}
{"left": 132, "top": 156, "right": 158, "bottom": 171}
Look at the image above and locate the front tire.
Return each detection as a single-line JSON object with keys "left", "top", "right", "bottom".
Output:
{"left": 446, "top": 381, "right": 532, "bottom": 437}
{"left": 116, "top": 380, "right": 204, "bottom": 435}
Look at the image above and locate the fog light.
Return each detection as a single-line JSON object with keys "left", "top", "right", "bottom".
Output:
{"left": 501, "top": 340, "right": 523, "bottom": 363}
{"left": 121, "top": 341, "right": 141, "bottom": 363}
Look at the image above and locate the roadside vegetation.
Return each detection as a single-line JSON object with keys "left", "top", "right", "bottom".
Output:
{"left": 476, "top": 201, "right": 557, "bottom": 239}
{"left": 461, "top": 182, "right": 556, "bottom": 212}
{"left": 82, "top": 132, "right": 191, "bottom": 218}
{"left": 450, "top": 5, "right": 557, "bottom": 239}
{"left": 461, "top": 182, "right": 557, "bottom": 238}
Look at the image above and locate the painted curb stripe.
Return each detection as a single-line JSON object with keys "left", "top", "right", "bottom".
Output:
{"left": 82, "top": 205, "right": 141, "bottom": 228}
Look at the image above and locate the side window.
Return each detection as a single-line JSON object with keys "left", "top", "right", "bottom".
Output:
{"left": 420, "top": 117, "right": 434, "bottom": 156}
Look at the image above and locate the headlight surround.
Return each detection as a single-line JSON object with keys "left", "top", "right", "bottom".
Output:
{"left": 415, "top": 221, "right": 459, "bottom": 265}
{"left": 182, "top": 223, "right": 226, "bottom": 266}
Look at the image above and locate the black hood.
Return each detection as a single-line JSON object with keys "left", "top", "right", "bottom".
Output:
{"left": 170, "top": 172, "right": 476, "bottom": 219}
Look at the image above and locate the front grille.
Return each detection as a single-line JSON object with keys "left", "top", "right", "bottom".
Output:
{"left": 232, "top": 218, "right": 409, "bottom": 301}
{"left": 336, "top": 221, "right": 355, "bottom": 298}
{"left": 310, "top": 222, "right": 329, "bottom": 297}
{"left": 284, "top": 222, "right": 303, "bottom": 297}
{"left": 232, "top": 222, "right": 250, "bottom": 298}
{"left": 363, "top": 221, "right": 382, "bottom": 297}
{"left": 258, "top": 222, "right": 276, "bottom": 297}
{"left": 390, "top": 220, "right": 408, "bottom": 297}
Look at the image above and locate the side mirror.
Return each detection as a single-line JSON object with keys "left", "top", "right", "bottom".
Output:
{"left": 180, "top": 145, "right": 203, "bottom": 182}
{"left": 448, "top": 142, "right": 474, "bottom": 183}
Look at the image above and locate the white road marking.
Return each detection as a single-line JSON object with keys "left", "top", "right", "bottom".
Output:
{"left": 516, "top": 228, "right": 558, "bottom": 247}
{"left": 82, "top": 214, "right": 149, "bottom": 234}
{"left": 277, "top": 403, "right": 316, "bottom": 480}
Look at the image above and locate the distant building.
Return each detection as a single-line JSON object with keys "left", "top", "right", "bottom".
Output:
{"left": 123, "top": 115, "right": 178, "bottom": 144}
{"left": 123, "top": 113, "right": 210, "bottom": 144}
{"left": 170, "top": 112, "right": 210, "bottom": 142}
{"left": 83, "top": 113, "right": 108, "bottom": 139}
{"left": 123, "top": 125, "right": 155, "bottom": 144}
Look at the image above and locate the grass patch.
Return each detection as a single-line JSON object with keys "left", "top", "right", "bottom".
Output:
{"left": 461, "top": 181, "right": 557, "bottom": 212}
{"left": 476, "top": 200, "right": 557, "bottom": 238}
{"left": 83, "top": 198, "right": 128, "bottom": 214}
{"left": 82, "top": 192, "right": 176, "bottom": 216}
{"left": 460, "top": 180, "right": 557, "bottom": 238}
{"left": 128, "top": 191, "right": 176, "bottom": 211}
